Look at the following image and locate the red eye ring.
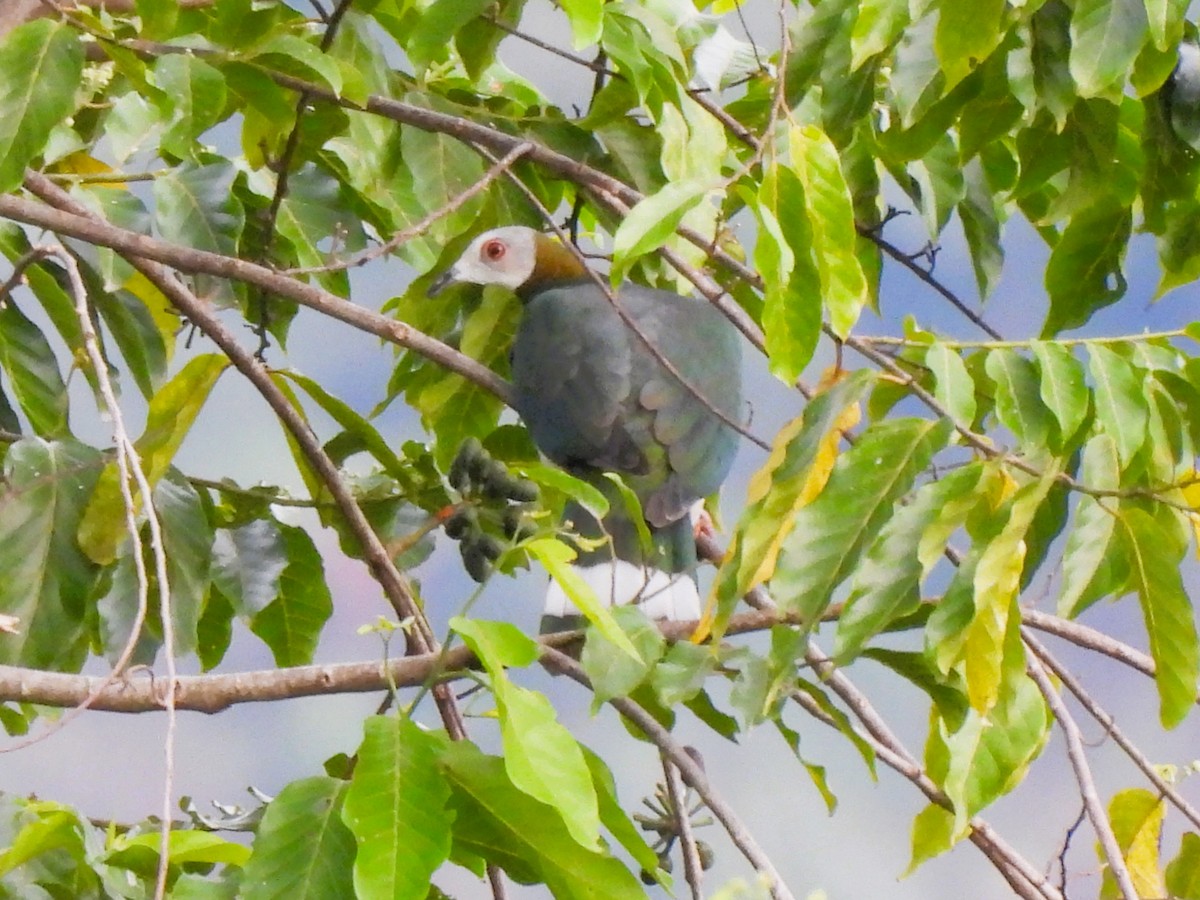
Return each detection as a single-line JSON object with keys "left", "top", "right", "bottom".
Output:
{"left": 482, "top": 239, "right": 506, "bottom": 261}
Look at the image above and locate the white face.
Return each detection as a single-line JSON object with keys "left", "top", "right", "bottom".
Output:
{"left": 437, "top": 226, "right": 538, "bottom": 292}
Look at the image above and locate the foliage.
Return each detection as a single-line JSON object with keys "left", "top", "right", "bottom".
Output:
{"left": 1, "top": 0, "right": 1200, "bottom": 897}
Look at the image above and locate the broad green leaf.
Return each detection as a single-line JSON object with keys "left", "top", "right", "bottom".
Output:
{"left": 1117, "top": 507, "right": 1199, "bottom": 727}
{"left": 935, "top": 0, "right": 1004, "bottom": 90}
{"left": 908, "top": 803, "right": 955, "bottom": 871}
{"left": 1166, "top": 832, "right": 1200, "bottom": 899}
{"left": 518, "top": 464, "right": 610, "bottom": 517}
{"left": 154, "top": 471, "right": 213, "bottom": 658}
{"left": 610, "top": 179, "right": 709, "bottom": 283}
{"left": 0, "top": 20, "right": 83, "bottom": 192}
{"left": 274, "top": 370, "right": 407, "bottom": 480}
{"left": 107, "top": 829, "right": 251, "bottom": 874}
{"left": 706, "top": 371, "right": 872, "bottom": 638}
{"left": 94, "top": 286, "right": 170, "bottom": 399}
{"left": 0, "top": 301, "right": 68, "bottom": 437}
{"left": 452, "top": 618, "right": 602, "bottom": 852}
{"left": 1144, "top": 0, "right": 1188, "bottom": 52}
{"left": 241, "top": 777, "right": 355, "bottom": 900}
{"left": 153, "top": 54, "right": 227, "bottom": 158}
{"left": 937, "top": 670, "right": 1049, "bottom": 835}
{"left": 250, "top": 34, "right": 345, "bottom": 97}
{"left": 965, "top": 472, "right": 1058, "bottom": 713}
{"left": 835, "top": 464, "right": 987, "bottom": 662}
{"left": 250, "top": 523, "right": 332, "bottom": 667}
{"left": 958, "top": 159, "right": 1004, "bottom": 299}
{"left": 771, "top": 417, "right": 952, "bottom": 624}
{"left": 343, "top": 716, "right": 452, "bottom": 900}
{"left": 1069, "top": 0, "right": 1149, "bottom": 97}
{"left": 926, "top": 342, "right": 976, "bottom": 428}
{"left": 789, "top": 124, "right": 870, "bottom": 337}
{"left": 1030, "top": 341, "right": 1089, "bottom": 449}
{"left": 79, "top": 354, "right": 229, "bottom": 564}
{"left": 581, "top": 747, "right": 659, "bottom": 877}
{"left": 849, "top": 0, "right": 910, "bottom": 69}
{"left": 580, "top": 604, "right": 665, "bottom": 709}
{"left": 1058, "top": 434, "right": 1122, "bottom": 617}
{"left": 561, "top": 0, "right": 604, "bottom": 48}
{"left": 1043, "top": 200, "right": 1131, "bottom": 336}
{"left": 754, "top": 164, "right": 821, "bottom": 383}
{"left": 1104, "top": 789, "right": 1167, "bottom": 899}
{"left": 985, "top": 349, "right": 1052, "bottom": 452}
{"left": 154, "top": 162, "right": 245, "bottom": 306}
{"left": 211, "top": 519, "right": 287, "bottom": 617}
{"left": 524, "top": 538, "right": 639, "bottom": 658}
{"left": 1089, "top": 344, "right": 1147, "bottom": 467}
{"left": 0, "top": 439, "right": 101, "bottom": 668}
{"left": 406, "top": 0, "right": 493, "bottom": 67}
{"left": 440, "top": 742, "right": 646, "bottom": 898}
{"left": 0, "top": 802, "right": 86, "bottom": 879}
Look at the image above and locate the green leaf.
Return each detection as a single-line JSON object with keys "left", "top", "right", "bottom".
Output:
{"left": 926, "top": 342, "right": 976, "bottom": 428}
{"left": 1117, "top": 507, "right": 1199, "bottom": 727}
{"left": 0, "top": 300, "right": 69, "bottom": 437}
{"left": 1166, "top": 832, "right": 1200, "bottom": 899}
{"left": 154, "top": 162, "right": 245, "bottom": 306}
{"left": 241, "top": 777, "right": 355, "bottom": 900}
{"left": 849, "top": 0, "right": 910, "bottom": 70}
{"left": 610, "top": 179, "right": 708, "bottom": 283}
{"left": 561, "top": 0, "right": 604, "bottom": 48}
{"left": 406, "top": 0, "right": 493, "bottom": 67}
{"left": 274, "top": 370, "right": 407, "bottom": 480}
{"left": 440, "top": 742, "right": 646, "bottom": 898}
{"left": 79, "top": 354, "right": 229, "bottom": 564}
{"left": 154, "top": 470, "right": 213, "bottom": 658}
{"left": 107, "top": 829, "right": 251, "bottom": 875}
{"left": 835, "top": 464, "right": 987, "bottom": 662}
{"left": 789, "top": 124, "right": 870, "bottom": 337}
{"left": 581, "top": 747, "right": 659, "bottom": 877}
{"left": 523, "top": 538, "right": 640, "bottom": 659}
{"left": 1058, "top": 434, "right": 1122, "bottom": 617}
{"left": 250, "top": 34, "right": 345, "bottom": 97}
{"left": 452, "top": 618, "right": 602, "bottom": 852}
{"left": 211, "top": 519, "right": 287, "bottom": 616}
{"left": 985, "top": 349, "right": 1052, "bottom": 452}
{"left": 1104, "top": 789, "right": 1167, "bottom": 899}
{"left": 1030, "top": 341, "right": 1089, "bottom": 449}
{"left": 710, "top": 371, "right": 873, "bottom": 636}
{"left": 1089, "top": 344, "right": 1147, "bottom": 468}
{"left": 0, "top": 20, "right": 83, "bottom": 192}
{"left": 958, "top": 158, "right": 1004, "bottom": 298}
{"left": 250, "top": 523, "right": 332, "bottom": 667}
{"left": 0, "top": 439, "right": 100, "bottom": 668}
{"left": 1043, "top": 200, "right": 1131, "bottom": 336}
{"left": 753, "top": 164, "right": 821, "bottom": 383}
{"left": 153, "top": 54, "right": 227, "bottom": 158}
{"left": 343, "top": 716, "right": 453, "bottom": 900}
{"left": 580, "top": 605, "right": 665, "bottom": 709}
{"left": 909, "top": 803, "right": 956, "bottom": 871}
{"left": 518, "top": 463, "right": 610, "bottom": 517}
{"left": 965, "top": 473, "right": 1058, "bottom": 714}
{"left": 771, "top": 417, "right": 951, "bottom": 624}
{"left": 935, "top": 0, "right": 1004, "bottom": 89}
{"left": 1069, "top": 0, "right": 1149, "bottom": 98}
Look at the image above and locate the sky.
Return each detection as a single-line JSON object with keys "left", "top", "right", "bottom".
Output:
{"left": 6, "top": 2, "right": 1200, "bottom": 899}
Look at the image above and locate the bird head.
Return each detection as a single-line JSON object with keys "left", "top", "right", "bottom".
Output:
{"left": 428, "top": 226, "right": 586, "bottom": 297}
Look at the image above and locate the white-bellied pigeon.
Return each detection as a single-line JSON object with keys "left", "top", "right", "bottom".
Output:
{"left": 430, "top": 226, "right": 742, "bottom": 626}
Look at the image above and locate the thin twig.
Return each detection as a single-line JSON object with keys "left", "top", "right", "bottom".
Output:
{"left": 1023, "top": 629, "right": 1200, "bottom": 832}
{"left": 661, "top": 752, "right": 704, "bottom": 900}
{"left": 1026, "top": 650, "right": 1137, "bottom": 900}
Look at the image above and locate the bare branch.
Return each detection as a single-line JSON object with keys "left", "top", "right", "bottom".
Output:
{"left": 1026, "top": 648, "right": 1137, "bottom": 900}
{"left": 1023, "top": 629, "right": 1200, "bottom": 832}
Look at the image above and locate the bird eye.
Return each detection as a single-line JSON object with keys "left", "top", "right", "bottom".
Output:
{"left": 482, "top": 239, "right": 506, "bottom": 262}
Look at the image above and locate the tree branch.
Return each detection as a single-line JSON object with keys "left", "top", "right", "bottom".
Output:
{"left": 0, "top": 189, "right": 512, "bottom": 404}
{"left": 1026, "top": 647, "right": 1137, "bottom": 900}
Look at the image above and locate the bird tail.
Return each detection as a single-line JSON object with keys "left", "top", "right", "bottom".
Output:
{"left": 541, "top": 498, "right": 701, "bottom": 629}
